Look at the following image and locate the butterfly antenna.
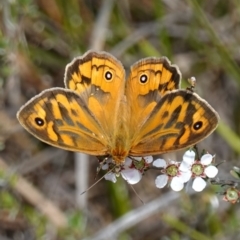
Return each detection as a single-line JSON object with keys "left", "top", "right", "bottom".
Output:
{"left": 187, "top": 76, "right": 196, "bottom": 92}
{"left": 120, "top": 171, "right": 145, "bottom": 204}
{"left": 80, "top": 166, "right": 116, "bottom": 195}
{"left": 129, "top": 184, "right": 145, "bottom": 205}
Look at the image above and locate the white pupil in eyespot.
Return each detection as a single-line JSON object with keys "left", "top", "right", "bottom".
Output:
{"left": 193, "top": 121, "right": 203, "bottom": 130}
{"left": 35, "top": 117, "right": 44, "bottom": 126}
{"left": 105, "top": 72, "right": 112, "bottom": 80}
{"left": 140, "top": 74, "right": 147, "bottom": 83}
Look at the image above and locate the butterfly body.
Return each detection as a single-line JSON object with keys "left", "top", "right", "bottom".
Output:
{"left": 17, "top": 51, "right": 219, "bottom": 166}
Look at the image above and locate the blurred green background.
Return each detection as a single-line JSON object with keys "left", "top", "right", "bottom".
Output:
{"left": 1, "top": 0, "right": 240, "bottom": 239}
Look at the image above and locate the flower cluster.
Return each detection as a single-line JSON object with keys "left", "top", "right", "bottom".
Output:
{"left": 154, "top": 150, "right": 218, "bottom": 192}
{"left": 100, "top": 150, "right": 218, "bottom": 192}
{"left": 101, "top": 156, "right": 153, "bottom": 185}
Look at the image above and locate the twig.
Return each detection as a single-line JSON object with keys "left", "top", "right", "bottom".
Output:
{"left": 75, "top": 153, "right": 89, "bottom": 209}
{"left": 82, "top": 192, "right": 180, "bottom": 240}
{"left": 17, "top": 148, "right": 67, "bottom": 175}
{"left": 75, "top": 0, "right": 116, "bottom": 210}
{"left": 0, "top": 157, "right": 67, "bottom": 228}
{"left": 110, "top": 13, "right": 191, "bottom": 58}
{"left": 89, "top": 0, "right": 116, "bottom": 50}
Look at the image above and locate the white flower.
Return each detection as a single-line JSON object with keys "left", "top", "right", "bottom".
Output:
{"left": 144, "top": 156, "right": 153, "bottom": 163}
{"left": 102, "top": 156, "right": 153, "bottom": 185}
{"left": 180, "top": 150, "right": 218, "bottom": 192}
{"left": 153, "top": 159, "right": 188, "bottom": 192}
{"left": 153, "top": 158, "right": 167, "bottom": 168}
{"left": 104, "top": 172, "right": 117, "bottom": 183}
{"left": 121, "top": 168, "right": 142, "bottom": 184}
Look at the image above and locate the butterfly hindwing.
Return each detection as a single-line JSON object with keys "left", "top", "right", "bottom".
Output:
{"left": 17, "top": 88, "right": 110, "bottom": 155}
{"left": 129, "top": 90, "right": 219, "bottom": 156}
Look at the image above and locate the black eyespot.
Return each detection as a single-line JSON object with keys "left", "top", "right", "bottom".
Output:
{"left": 35, "top": 117, "right": 45, "bottom": 126}
{"left": 140, "top": 74, "right": 148, "bottom": 83}
{"left": 105, "top": 71, "right": 112, "bottom": 81}
{"left": 193, "top": 121, "right": 203, "bottom": 130}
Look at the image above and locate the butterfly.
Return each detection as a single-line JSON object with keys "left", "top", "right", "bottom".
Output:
{"left": 17, "top": 51, "right": 219, "bottom": 166}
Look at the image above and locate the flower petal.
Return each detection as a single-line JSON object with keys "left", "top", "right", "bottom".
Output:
{"left": 153, "top": 159, "right": 167, "bottom": 168}
{"left": 121, "top": 169, "right": 142, "bottom": 184}
{"left": 102, "top": 163, "right": 109, "bottom": 170}
{"left": 192, "top": 177, "right": 206, "bottom": 192}
{"left": 180, "top": 170, "right": 192, "bottom": 183}
{"left": 205, "top": 165, "right": 218, "bottom": 178}
{"left": 179, "top": 161, "right": 190, "bottom": 171}
{"left": 183, "top": 150, "right": 195, "bottom": 165}
{"left": 145, "top": 156, "right": 153, "bottom": 163}
{"left": 170, "top": 176, "right": 184, "bottom": 191}
{"left": 104, "top": 173, "right": 117, "bottom": 183}
{"left": 169, "top": 160, "right": 179, "bottom": 165}
{"left": 124, "top": 157, "right": 133, "bottom": 167}
{"left": 200, "top": 154, "right": 213, "bottom": 165}
{"left": 155, "top": 174, "right": 168, "bottom": 188}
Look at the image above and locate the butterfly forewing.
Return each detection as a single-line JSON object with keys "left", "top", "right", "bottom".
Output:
{"left": 125, "top": 57, "right": 182, "bottom": 141}
{"left": 126, "top": 57, "right": 181, "bottom": 100}
{"left": 64, "top": 51, "right": 125, "bottom": 136}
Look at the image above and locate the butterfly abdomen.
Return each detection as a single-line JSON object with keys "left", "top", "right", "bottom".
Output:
{"left": 111, "top": 111, "right": 131, "bottom": 165}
